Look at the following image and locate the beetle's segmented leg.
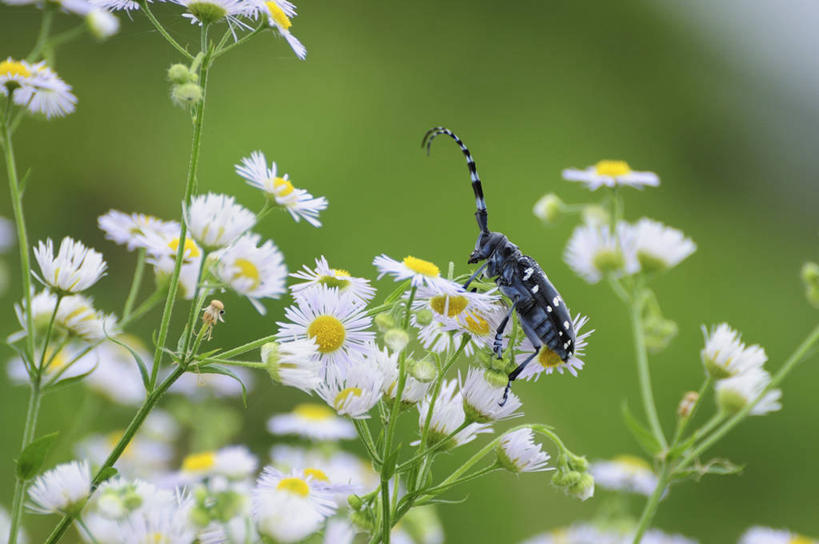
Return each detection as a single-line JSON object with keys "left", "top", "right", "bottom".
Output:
{"left": 500, "top": 345, "right": 541, "bottom": 406}
{"left": 493, "top": 300, "right": 517, "bottom": 359}
{"left": 462, "top": 261, "right": 488, "bottom": 291}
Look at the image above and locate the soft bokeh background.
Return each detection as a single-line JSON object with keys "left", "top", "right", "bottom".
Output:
{"left": 2, "top": 0, "right": 819, "bottom": 541}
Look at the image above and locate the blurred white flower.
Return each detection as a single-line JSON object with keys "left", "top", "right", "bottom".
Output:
{"left": 498, "top": 428, "right": 551, "bottom": 473}
{"left": 563, "top": 160, "right": 659, "bottom": 191}
{"left": 564, "top": 222, "right": 636, "bottom": 284}
{"left": 701, "top": 323, "right": 767, "bottom": 379}
{"left": 631, "top": 218, "right": 696, "bottom": 273}
{"left": 267, "top": 403, "right": 356, "bottom": 441}
{"left": 715, "top": 368, "right": 781, "bottom": 416}
{"left": 590, "top": 455, "right": 658, "bottom": 496}
{"left": 417, "top": 379, "right": 492, "bottom": 450}
{"left": 28, "top": 460, "right": 92, "bottom": 514}
{"left": 1, "top": 59, "right": 77, "bottom": 118}
{"left": 739, "top": 527, "right": 816, "bottom": 544}
{"left": 184, "top": 193, "right": 255, "bottom": 251}
{"left": 98, "top": 210, "right": 179, "bottom": 252}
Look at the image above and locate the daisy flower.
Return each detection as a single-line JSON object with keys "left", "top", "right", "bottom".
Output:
{"left": 93, "top": 478, "right": 175, "bottom": 520}
{"left": 34, "top": 237, "right": 107, "bottom": 293}
{"left": 28, "top": 460, "right": 92, "bottom": 515}
{"left": 434, "top": 302, "right": 510, "bottom": 356}
{"left": 252, "top": 467, "right": 336, "bottom": 543}
{"left": 89, "top": 0, "right": 145, "bottom": 11}
{"left": 215, "top": 233, "right": 286, "bottom": 313}
{"left": 631, "top": 218, "right": 696, "bottom": 273}
{"left": 590, "top": 455, "right": 658, "bottom": 496}
{"left": 701, "top": 323, "right": 767, "bottom": 379}
{"left": 316, "top": 355, "right": 384, "bottom": 419}
{"left": 417, "top": 379, "right": 492, "bottom": 450}
{"left": 235, "top": 151, "right": 327, "bottom": 226}
{"left": 267, "top": 403, "right": 356, "bottom": 441}
{"left": 276, "top": 286, "right": 374, "bottom": 369}
{"left": 7, "top": 342, "right": 97, "bottom": 385}
{"left": 56, "top": 294, "right": 118, "bottom": 341}
{"left": 256, "top": 0, "right": 306, "bottom": 59}
{"left": 290, "top": 255, "right": 375, "bottom": 305}
{"left": 739, "top": 527, "right": 817, "bottom": 544}
{"left": 174, "top": 0, "right": 254, "bottom": 32}
{"left": 516, "top": 313, "right": 593, "bottom": 380}
{"left": 184, "top": 193, "right": 255, "bottom": 251}
{"left": 261, "top": 339, "right": 321, "bottom": 393}
{"left": 75, "top": 432, "right": 173, "bottom": 481}
{"left": 1, "top": 59, "right": 77, "bottom": 119}
{"left": 180, "top": 445, "right": 259, "bottom": 482}
{"left": 715, "top": 368, "right": 782, "bottom": 416}
{"left": 461, "top": 367, "right": 522, "bottom": 422}
{"left": 411, "top": 279, "right": 498, "bottom": 328}
{"left": 563, "top": 160, "right": 659, "bottom": 191}
{"left": 0, "top": 506, "right": 28, "bottom": 544}
{"left": 120, "top": 491, "right": 196, "bottom": 544}
{"left": 373, "top": 254, "right": 451, "bottom": 291}
{"left": 373, "top": 345, "right": 431, "bottom": 404}
{"left": 271, "top": 445, "right": 378, "bottom": 500}
{"left": 564, "top": 222, "right": 637, "bottom": 284}
{"left": 497, "top": 428, "right": 551, "bottom": 473}
{"left": 98, "top": 210, "right": 179, "bottom": 252}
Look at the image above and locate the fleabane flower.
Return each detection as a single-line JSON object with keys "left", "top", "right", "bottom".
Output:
{"left": 256, "top": 0, "right": 306, "bottom": 59}
{"left": 631, "top": 218, "right": 696, "bottom": 273}
{"left": 590, "top": 455, "right": 658, "bottom": 496}
{"left": 276, "top": 286, "right": 374, "bottom": 369}
{"left": 1, "top": 59, "right": 77, "bottom": 118}
{"left": 215, "top": 233, "right": 286, "bottom": 313}
{"left": 267, "top": 403, "right": 356, "bottom": 441}
{"left": 28, "top": 460, "right": 92, "bottom": 515}
{"left": 271, "top": 445, "right": 378, "bottom": 500}
{"left": 715, "top": 369, "right": 782, "bottom": 416}
{"left": 564, "top": 222, "right": 636, "bottom": 284}
{"left": 291, "top": 256, "right": 375, "bottom": 305}
{"left": 140, "top": 226, "right": 203, "bottom": 299}
{"left": 120, "top": 491, "right": 196, "bottom": 544}
{"left": 497, "top": 429, "right": 551, "bottom": 473}
{"left": 516, "top": 313, "right": 593, "bottom": 380}
{"left": 56, "top": 294, "right": 118, "bottom": 340}
{"left": 98, "top": 210, "right": 179, "bottom": 252}
{"left": 461, "top": 367, "right": 521, "bottom": 422}
{"left": 316, "top": 355, "right": 384, "bottom": 419}
{"left": 180, "top": 445, "right": 259, "bottom": 482}
{"left": 373, "top": 345, "right": 431, "bottom": 404}
{"left": 373, "top": 254, "right": 449, "bottom": 291}
{"left": 417, "top": 379, "right": 492, "bottom": 450}
{"left": 261, "top": 339, "right": 321, "bottom": 393}
{"left": 701, "top": 323, "right": 767, "bottom": 379}
{"left": 185, "top": 193, "right": 255, "bottom": 251}
{"left": 235, "top": 152, "right": 327, "bottom": 226}
{"left": 739, "top": 527, "right": 817, "bottom": 544}
{"left": 89, "top": 0, "right": 145, "bottom": 11}
{"left": 34, "top": 237, "right": 107, "bottom": 293}
{"left": 252, "top": 467, "right": 336, "bottom": 543}
{"left": 563, "top": 160, "right": 659, "bottom": 190}
{"left": 174, "top": 0, "right": 254, "bottom": 32}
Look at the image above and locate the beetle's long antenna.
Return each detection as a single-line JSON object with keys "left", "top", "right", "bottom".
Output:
{"left": 422, "top": 126, "right": 489, "bottom": 233}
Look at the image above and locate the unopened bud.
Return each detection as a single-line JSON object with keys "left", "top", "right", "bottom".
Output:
{"left": 678, "top": 391, "right": 699, "bottom": 418}
{"left": 384, "top": 328, "right": 409, "bottom": 352}
{"left": 644, "top": 316, "right": 678, "bottom": 354}
{"left": 408, "top": 358, "right": 436, "bottom": 383}
{"left": 374, "top": 312, "right": 395, "bottom": 332}
{"left": 171, "top": 82, "right": 202, "bottom": 107}
{"left": 167, "top": 63, "right": 197, "bottom": 84}
{"left": 568, "top": 473, "right": 595, "bottom": 501}
{"left": 414, "top": 308, "right": 434, "bottom": 327}
{"left": 350, "top": 510, "right": 374, "bottom": 531}
{"left": 568, "top": 454, "right": 588, "bottom": 472}
{"left": 86, "top": 9, "right": 119, "bottom": 40}
{"left": 533, "top": 193, "right": 563, "bottom": 224}
{"left": 347, "top": 494, "right": 363, "bottom": 511}
{"left": 186, "top": 0, "right": 227, "bottom": 24}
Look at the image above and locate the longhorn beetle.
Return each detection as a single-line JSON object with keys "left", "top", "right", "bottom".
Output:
{"left": 422, "top": 127, "right": 576, "bottom": 405}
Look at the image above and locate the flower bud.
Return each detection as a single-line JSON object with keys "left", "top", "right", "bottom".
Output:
{"left": 408, "top": 357, "right": 436, "bottom": 383}
{"left": 568, "top": 473, "right": 595, "bottom": 501}
{"left": 374, "top": 312, "right": 395, "bottom": 332}
{"left": 347, "top": 494, "right": 363, "bottom": 511}
{"left": 568, "top": 454, "right": 589, "bottom": 472}
{"left": 86, "top": 9, "right": 119, "bottom": 40}
{"left": 533, "top": 193, "right": 563, "bottom": 224}
{"left": 582, "top": 204, "right": 610, "bottom": 227}
{"left": 171, "top": 82, "right": 203, "bottom": 107}
{"left": 677, "top": 391, "right": 699, "bottom": 418}
{"left": 384, "top": 328, "right": 409, "bottom": 352}
{"left": 350, "top": 510, "right": 375, "bottom": 531}
{"left": 643, "top": 315, "right": 678, "bottom": 354}
{"left": 261, "top": 342, "right": 280, "bottom": 381}
{"left": 414, "top": 308, "right": 434, "bottom": 327}
{"left": 167, "top": 63, "right": 197, "bottom": 84}
{"left": 186, "top": 0, "right": 227, "bottom": 24}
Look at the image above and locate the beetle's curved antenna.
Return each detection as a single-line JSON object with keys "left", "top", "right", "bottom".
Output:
{"left": 422, "top": 127, "right": 489, "bottom": 234}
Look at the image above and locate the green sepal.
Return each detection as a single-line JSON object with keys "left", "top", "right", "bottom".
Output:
{"left": 96, "top": 466, "right": 119, "bottom": 484}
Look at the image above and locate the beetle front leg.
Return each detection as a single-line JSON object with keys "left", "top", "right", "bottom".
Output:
{"left": 462, "top": 261, "right": 488, "bottom": 291}
{"left": 493, "top": 299, "right": 517, "bottom": 359}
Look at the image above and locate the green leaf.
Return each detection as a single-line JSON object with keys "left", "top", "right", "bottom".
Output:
{"left": 44, "top": 364, "right": 98, "bottom": 394}
{"left": 383, "top": 279, "right": 412, "bottom": 306}
{"left": 621, "top": 402, "right": 662, "bottom": 456}
{"left": 19, "top": 168, "right": 32, "bottom": 194}
{"left": 96, "top": 466, "right": 119, "bottom": 484}
{"left": 105, "top": 335, "right": 150, "bottom": 390}
{"left": 198, "top": 366, "right": 248, "bottom": 406}
{"left": 17, "top": 432, "right": 59, "bottom": 480}
{"left": 381, "top": 447, "right": 401, "bottom": 480}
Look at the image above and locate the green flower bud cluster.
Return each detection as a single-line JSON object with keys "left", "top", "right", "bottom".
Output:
{"left": 642, "top": 294, "right": 678, "bottom": 354}
{"left": 551, "top": 452, "right": 594, "bottom": 501}
{"left": 168, "top": 63, "right": 202, "bottom": 108}
{"left": 190, "top": 485, "right": 246, "bottom": 527}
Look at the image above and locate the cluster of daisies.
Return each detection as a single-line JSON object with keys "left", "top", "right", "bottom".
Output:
{"left": 0, "top": 57, "right": 78, "bottom": 119}
{"left": 519, "top": 524, "right": 818, "bottom": 544}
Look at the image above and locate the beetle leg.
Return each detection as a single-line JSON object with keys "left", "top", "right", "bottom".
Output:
{"left": 500, "top": 344, "right": 540, "bottom": 406}
{"left": 462, "top": 261, "right": 488, "bottom": 290}
{"left": 493, "top": 299, "right": 517, "bottom": 359}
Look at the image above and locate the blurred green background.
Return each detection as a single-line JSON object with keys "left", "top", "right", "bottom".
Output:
{"left": 2, "top": 0, "right": 819, "bottom": 542}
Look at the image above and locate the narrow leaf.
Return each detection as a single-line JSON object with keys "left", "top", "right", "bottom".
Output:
{"left": 383, "top": 279, "right": 412, "bottom": 306}
{"left": 44, "top": 365, "right": 98, "bottom": 394}
{"left": 17, "top": 432, "right": 59, "bottom": 480}
{"left": 106, "top": 334, "right": 150, "bottom": 390}
{"left": 621, "top": 402, "right": 662, "bottom": 456}
{"left": 198, "top": 365, "right": 248, "bottom": 407}
{"left": 96, "top": 467, "right": 119, "bottom": 484}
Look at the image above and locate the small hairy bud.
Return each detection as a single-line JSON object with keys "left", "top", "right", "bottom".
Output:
{"left": 533, "top": 193, "right": 563, "bottom": 224}
{"left": 568, "top": 454, "right": 589, "bottom": 472}
{"left": 678, "top": 391, "right": 699, "bottom": 418}
{"left": 167, "top": 63, "right": 197, "bottom": 84}
{"left": 414, "top": 308, "right": 434, "bottom": 327}
{"left": 86, "top": 9, "right": 119, "bottom": 40}
{"left": 374, "top": 312, "right": 395, "bottom": 332}
{"left": 568, "top": 473, "right": 595, "bottom": 501}
{"left": 644, "top": 315, "right": 678, "bottom": 354}
{"left": 347, "top": 494, "right": 363, "bottom": 511}
{"left": 171, "top": 82, "right": 203, "bottom": 107}
{"left": 408, "top": 358, "right": 436, "bottom": 383}
{"left": 384, "top": 328, "right": 409, "bottom": 352}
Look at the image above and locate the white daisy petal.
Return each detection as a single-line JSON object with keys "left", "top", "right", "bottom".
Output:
{"left": 184, "top": 193, "right": 255, "bottom": 250}
{"left": 563, "top": 160, "right": 659, "bottom": 191}
{"left": 216, "top": 233, "right": 287, "bottom": 313}
{"left": 34, "top": 237, "right": 107, "bottom": 293}
{"left": 290, "top": 255, "right": 375, "bottom": 305}
{"left": 267, "top": 403, "right": 356, "bottom": 441}
{"left": 497, "top": 428, "right": 551, "bottom": 473}
{"left": 28, "top": 461, "right": 92, "bottom": 514}
{"left": 632, "top": 218, "right": 696, "bottom": 272}
{"left": 590, "top": 455, "right": 658, "bottom": 496}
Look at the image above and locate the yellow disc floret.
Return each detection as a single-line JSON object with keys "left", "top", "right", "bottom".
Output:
{"left": 612, "top": 454, "right": 652, "bottom": 472}
{"left": 334, "top": 387, "right": 362, "bottom": 410}
{"left": 0, "top": 59, "right": 31, "bottom": 79}
{"left": 304, "top": 468, "right": 329, "bottom": 482}
{"left": 594, "top": 160, "right": 631, "bottom": 177}
{"left": 168, "top": 237, "right": 201, "bottom": 260}
{"left": 182, "top": 451, "right": 216, "bottom": 472}
{"left": 273, "top": 176, "right": 295, "bottom": 197}
{"left": 403, "top": 256, "right": 440, "bottom": 277}
{"left": 537, "top": 348, "right": 564, "bottom": 369}
{"left": 233, "top": 258, "right": 261, "bottom": 290}
{"left": 277, "top": 477, "right": 310, "bottom": 497}
{"left": 266, "top": 1, "right": 292, "bottom": 29}
{"left": 430, "top": 295, "right": 468, "bottom": 317}
{"left": 293, "top": 403, "right": 334, "bottom": 421}
{"left": 307, "top": 315, "right": 346, "bottom": 353}
{"left": 464, "top": 312, "right": 490, "bottom": 335}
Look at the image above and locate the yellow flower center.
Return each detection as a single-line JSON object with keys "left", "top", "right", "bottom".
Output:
{"left": 429, "top": 295, "right": 468, "bottom": 317}
{"left": 0, "top": 59, "right": 31, "bottom": 79}
{"left": 319, "top": 272, "right": 351, "bottom": 290}
{"left": 277, "top": 477, "right": 309, "bottom": 497}
{"left": 182, "top": 451, "right": 216, "bottom": 472}
{"left": 46, "top": 348, "right": 68, "bottom": 372}
{"left": 464, "top": 312, "right": 490, "bottom": 335}
{"left": 788, "top": 537, "right": 814, "bottom": 544}
{"left": 304, "top": 468, "right": 329, "bottom": 481}
{"left": 307, "top": 315, "right": 346, "bottom": 353}
{"left": 233, "top": 258, "right": 260, "bottom": 290}
{"left": 168, "top": 237, "right": 201, "bottom": 259}
{"left": 612, "top": 454, "right": 652, "bottom": 472}
{"left": 334, "top": 387, "right": 362, "bottom": 410}
{"left": 537, "top": 348, "right": 564, "bottom": 369}
{"left": 293, "top": 403, "right": 334, "bottom": 421}
{"left": 333, "top": 268, "right": 350, "bottom": 277}
{"left": 149, "top": 533, "right": 166, "bottom": 544}
{"left": 273, "top": 176, "right": 294, "bottom": 196}
{"left": 402, "top": 256, "right": 440, "bottom": 277}
{"left": 594, "top": 160, "right": 631, "bottom": 177}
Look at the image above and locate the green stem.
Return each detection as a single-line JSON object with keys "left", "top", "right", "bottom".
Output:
{"left": 213, "top": 21, "right": 265, "bottom": 59}
{"left": 27, "top": 8, "right": 55, "bottom": 62}
{"left": 214, "top": 335, "right": 277, "bottom": 360}
{"left": 688, "top": 411, "right": 725, "bottom": 446}
{"left": 629, "top": 289, "right": 667, "bottom": 450}
{"left": 182, "top": 249, "right": 210, "bottom": 357}
{"left": 631, "top": 463, "right": 671, "bottom": 543}
{"left": 47, "top": 25, "right": 87, "bottom": 50}
{"left": 7, "top": 382, "right": 42, "bottom": 544}
{"left": 122, "top": 249, "right": 146, "bottom": 321}
{"left": 196, "top": 358, "right": 264, "bottom": 369}
{"left": 38, "top": 294, "right": 63, "bottom": 374}
{"left": 354, "top": 419, "right": 381, "bottom": 464}
{"left": 140, "top": 2, "right": 194, "bottom": 60}
{"left": 414, "top": 464, "right": 500, "bottom": 502}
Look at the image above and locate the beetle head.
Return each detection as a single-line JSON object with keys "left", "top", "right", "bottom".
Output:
{"left": 469, "top": 231, "right": 504, "bottom": 263}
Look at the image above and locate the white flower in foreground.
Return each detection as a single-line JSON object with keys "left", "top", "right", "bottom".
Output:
{"left": 180, "top": 445, "right": 258, "bottom": 481}
{"left": 374, "top": 346, "right": 431, "bottom": 404}
{"left": 498, "top": 429, "right": 550, "bottom": 473}
{"left": 216, "top": 233, "right": 286, "bottom": 313}
{"left": 323, "top": 518, "right": 357, "bottom": 544}
{"left": 262, "top": 339, "right": 321, "bottom": 393}
{"left": 701, "top": 323, "right": 767, "bottom": 379}
{"left": 739, "top": 527, "right": 817, "bottom": 544}
{"left": 461, "top": 367, "right": 521, "bottom": 422}
{"left": 417, "top": 379, "right": 491, "bottom": 449}
{"left": 267, "top": 403, "right": 356, "bottom": 441}
{"left": 271, "top": 445, "right": 378, "bottom": 501}
{"left": 516, "top": 313, "right": 593, "bottom": 380}
{"left": 252, "top": 467, "right": 336, "bottom": 543}
{"left": 564, "top": 222, "right": 636, "bottom": 284}
{"left": 98, "top": 210, "right": 179, "bottom": 252}
{"left": 291, "top": 255, "right": 375, "bottom": 305}
{"left": 235, "top": 151, "right": 326, "bottom": 226}
{"left": 93, "top": 478, "right": 174, "bottom": 520}
{"left": 34, "top": 237, "right": 107, "bottom": 293}
{"left": 1, "top": 59, "right": 77, "bottom": 119}
{"left": 255, "top": 0, "right": 306, "bottom": 59}
{"left": 590, "top": 455, "right": 658, "bottom": 496}
{"left": 28, "top": 461, "right": 91, "bottom": 514}
{"left": 631, "top": 218, "right": 696, "bottom": 273}
{"left": 185, "top": 193, "right": 255, "bottom": 250}
{"left": 75, "top": 433, "right": 172, "bottom": 481}
{"left": 373, "top": 254, "right": 449, "bottom": 291}
{"left": 316, "top": 355, "right": 383, "bottom": 418}
{"left": 171, "top": 366, "right": 254, "bottom": 398}
{"left": 563, "top": 160, "right": 659, "bottom": 191}
{"left": 120, "top": 491, "right": 196, "bottom": 544}
{"left": 715, "top": 369, "right": 781, "bottom": 416}
{"left": 277, "top": 286, "right": 374, "bottom": 369}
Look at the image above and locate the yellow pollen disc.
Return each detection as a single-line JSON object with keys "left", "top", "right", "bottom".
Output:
{"left": 0, "top": 59, "right": 31, "bottom": 78}
{"left": 612, "top": 454, "right": 652, "bottom": 472}
{"left": 304, "top": 468, "right": 329, "bottom": 481}
{"left": 233, "top": 258, "right": 261, "bottom": 290}
{"left": 429, "top": 295, "right": 468, "bottom": 317}
{"left": 334, "top": 387, "right": 362, "bottom": 409}
{"left": 464, "top": 312, "right": 490, "bottom": 335}
{"left": 332, "top": 268, "right": 351, "bottom": 277}
{"left": 307, "top": 315, "right": 346, "bottom": 353}
{"left": 182, "top": 451, "right": 216, "bottom": 472}
{"left": 293, "top": 403, "right": 334, "bottom": 420}
{"left": 403, "top": 256, "right": 440, "bottom": 277}
{"left": 277, "top": 477, "right": 309, "bottom": 497}
{"left": 272, "top": 176, "right": 295, "bottom": 196}
{"left": 789, "top": 537, "right": 813, "bottom": 544}
{"left": 168, "top": 237, "right": 201, "bottom": 259}
{"left": 594, "top": 160, "right": 631, "bottom": 177}
{"left": 149, "top": 533, "right": 166, "bottom": 544}
{"left": 537, "top": 349, "right": 564, "bottom": 369}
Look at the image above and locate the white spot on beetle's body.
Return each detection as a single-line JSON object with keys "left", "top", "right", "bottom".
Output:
{"left": 531, "top": 284, "right": 539, "bottom": 293}
{"left": 546, "top": 306, "right": 552, "bottom": 312}
{"left": 563, "top": 321, "right": 570, "bottom": 329}
{"left": 523, "top": 267, "right": 534, "bottom": 280}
